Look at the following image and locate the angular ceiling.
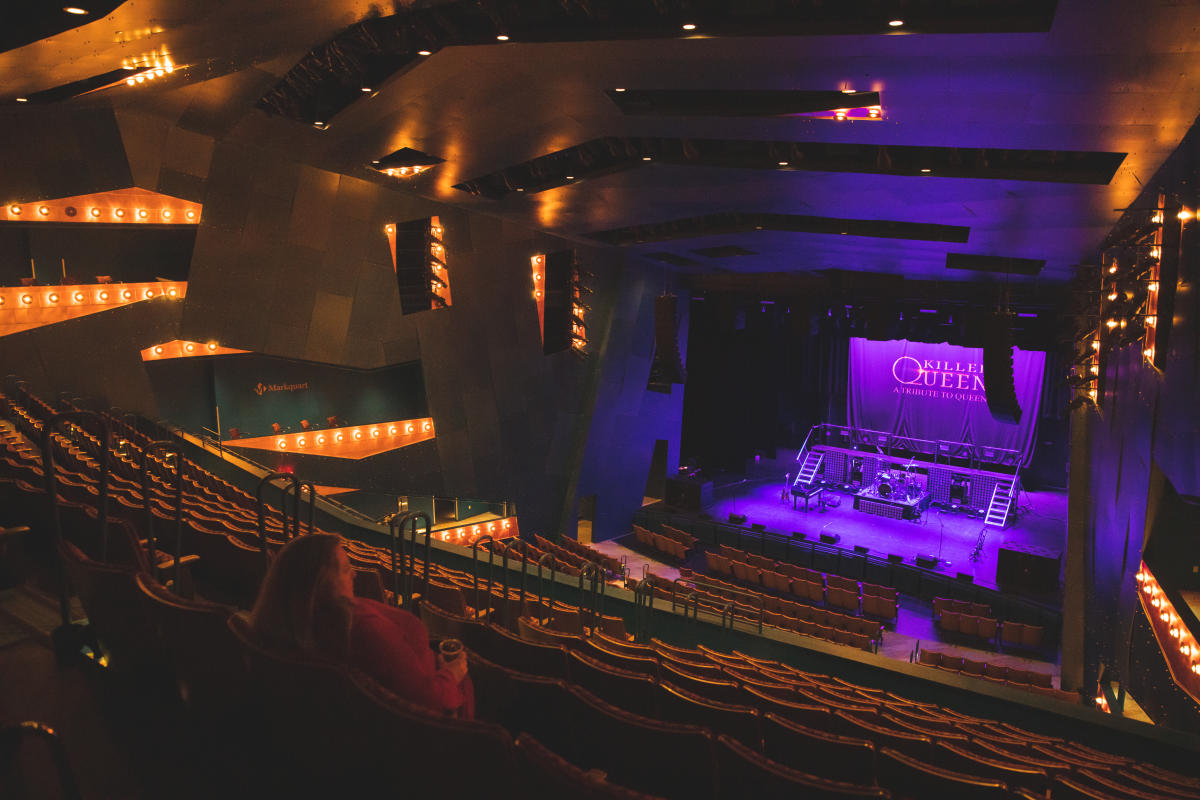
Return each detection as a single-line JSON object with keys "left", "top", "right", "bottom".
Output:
{"left": 2, "top": 0, "right": 1200, "bottom": 283}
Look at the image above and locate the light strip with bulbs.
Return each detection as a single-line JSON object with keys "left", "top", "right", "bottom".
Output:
{"left": 531, "top": 254, "right": 545, "bottom": 342}
{"left": 0, "top": 281, "right": 186, "bottom": 337}
{"left": 433, "top": 516, "right": 517, "bottom": 547}
{"left": 1136, "top": 561, "right": 1200, "bottom": 705}
{"left": 3, "top": 188, "right": 201, "bottom": 225}
{"left": 223, "top": 418, "right": 436, "bottom": 460}
{"left": 429, "top": 215, "right": 451, "bottom": 308}
{"left": 140, "top": 340, "right": 249, "bottom": 361}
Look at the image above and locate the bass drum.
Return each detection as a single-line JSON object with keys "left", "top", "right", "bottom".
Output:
{"left": 876, "top": 476, "right": 893, "bottom": 498}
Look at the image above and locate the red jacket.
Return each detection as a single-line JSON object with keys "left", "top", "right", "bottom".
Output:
{"left": 350, "top": 598, "right": 472, "bottom": 716}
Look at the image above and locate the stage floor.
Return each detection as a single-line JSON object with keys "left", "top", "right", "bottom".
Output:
{"left": 705, "top": 479, "right": 1067, "bottom": 595}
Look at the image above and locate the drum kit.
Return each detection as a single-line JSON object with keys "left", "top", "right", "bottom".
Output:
{"left": 873, "top": 461, "right": 922, "bottom": 501}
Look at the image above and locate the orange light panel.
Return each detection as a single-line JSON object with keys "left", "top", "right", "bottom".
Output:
{"left": 223, "top": 418, "right": 437, "bottom": 460}
{"left": 0, "top": 281, "right": 187, "bottom": 338}
{"left": 1137, "top": 561, "right": 1200, "bottom": 707}
{"left": 140, "top": 340, "right": 249, "bottom": 361}
{"left": 2, "top": 188, "right": 201, "bottom": 225}
{"left": 531, "top": 254, "right": 545, "bottom": 342}
{"left": 433, "top": 517, "right": 518, "bottom": 547}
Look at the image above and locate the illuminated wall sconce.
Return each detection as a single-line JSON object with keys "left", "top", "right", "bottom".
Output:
{"left": 531, "top": 254, "right": 546, "bottom": 341}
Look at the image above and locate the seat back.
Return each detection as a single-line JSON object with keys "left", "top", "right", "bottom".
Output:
{"left": 569, "top": 685, "right": 716, "bottom": 800}
{"left": 761, "top": 712, "right": 876, "bottom": 785}
{"left": 877, "top": 747, "right": 1009, "bottom": 800}
{"left": 658, "top": 682, "right": 762, "bottom": 749}
{"left": 514, "top": 733, "right": 664, "bottom": 800}
{"left": 659, "top": 661, "right": 744, "bottom": 705}
{"left": 583, "top": 639, "right": 660, "bottom": 677}
{"left": 714, "top": 735, "right": 890, "bottom": 800}
{"left": 463, "top": 623, "right": 567, "bottom": 678}
{"left": 135, "top": 573, "right": 245, "bottom": 715}
{"left": 57, "top": 539, "right": 165, "bottom": 673}
{"left": 567, "top": 648, "right": 658, "bottom": 711}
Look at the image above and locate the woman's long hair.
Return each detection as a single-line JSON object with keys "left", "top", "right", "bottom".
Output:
{"left": 249, "top": 533, "right": 353, "bottom": 659}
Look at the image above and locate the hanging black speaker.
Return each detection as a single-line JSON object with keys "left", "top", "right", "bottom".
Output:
{"left": 393, "top": 218, "right": 436, "bottom": 314}
{"left": 648, "top": 294, "right": 686, "bottom": 390}
{"left": 982, "top": 312, "right": 1022, "bottom": 424}
{"left": 542, "top": 251, "right": 574, "bottom": 354}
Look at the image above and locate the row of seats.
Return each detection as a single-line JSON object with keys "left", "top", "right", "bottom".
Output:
{"left": 935, "top": 610, "right": 1045, "bottom": 652}
{"left": 705, "top": 547, "right": 899, "bottom": 622}
{"left": 531, "top": 533, "right": 623, "bottom": 577}
{"left": 916, "top": 650, "right": 1075, "bottom": 702}
{"left": 934, "top": 597, "right": 993, "bottom": 618}
{"left": 632, "top": 524, "right": 694, "bottom": 561}
{"left": 419, "top": 598, "right": 1198, "bottom": 800}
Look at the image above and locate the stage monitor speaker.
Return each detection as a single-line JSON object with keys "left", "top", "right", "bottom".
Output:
{"left": 956, "top": 573, "right": 974, "bottom": 583}
{"left": 915, "top": 554, "right": 938, "bottom": 569}
{"left": 792, "top": 532, "right": 806, "bottom": 540}
{"left": 887, "top": 554, "right": 904, "bottom": 564}
{"left": 648, "top": 294, "right": 687, "bottom": 387}
{"left": 728, "top": 513, "right": 747, "bottom": 525}
{"left": 751, "top": 523, "right": 766, "bottom": 532}
{"left": 820, "top": 532, "right": 841, "bottom": 545}
{"left": 853, "top": 545, "right": 869, "bottom": 555}
{"left": 982, "top": 311, "right": 1022, "bottom": 424}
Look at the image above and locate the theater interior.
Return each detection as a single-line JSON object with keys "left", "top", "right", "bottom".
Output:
{"left": 3, "top": 1, "right": 1200, "bottom": 797}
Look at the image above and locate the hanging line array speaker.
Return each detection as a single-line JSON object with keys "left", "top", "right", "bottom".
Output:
{"left": 649, "top": 294, "right": 686, "bottom": 385}
{"left": 982, "top": 311, "right": 1022, "bottom": 424}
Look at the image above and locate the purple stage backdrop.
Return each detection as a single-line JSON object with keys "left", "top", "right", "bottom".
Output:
{"left": 847, "top": 338, "right": 1046, "bottom": 464}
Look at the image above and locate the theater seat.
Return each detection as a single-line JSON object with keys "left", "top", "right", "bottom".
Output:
{"left": 761, "top": 712, "right": 876, "bottom": 785}
{"left": 514, "top": 733, "right": 666, "bottom": 800}
{"left": 876, "top": 747, "right": 1010, "bottom": 800}
{"left": 714, "top": 735, "right": 890, "bottom": 800}
{"left": 657, "top": 681, "right": 762, "bottom": 749}
{"left": 567, "top": 648, "right": 658, "bottom": 712}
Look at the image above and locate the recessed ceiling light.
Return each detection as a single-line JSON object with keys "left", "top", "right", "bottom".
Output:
{"left": 418, "top": 50, "right": 432, "bottom": 56}
{"left": 920, "top": 168, "right": 931, "bottom": 173}
{"left": 614, "top": 88, "right": 626, "bottom": 92}
{"left": 496, "top": 34, "right": 509, "bottom": 41}
{"left": 565, "top": 175, "right": 574, "bottom": 180}
{"left": 681, "top": 23, "right": 696, "bottom": 31}
{"left": 888, "top": 19, "right": 904, "bottom": 27}
{"left": 841, "top": 89, "right": 856, "bottom": 94}
{"left": 15, "top": 97, "right": 27, "bottom": 103}
{"left": 642, "top": 156, "right": 652, "bottom": 161}
{"left": 313, "top": 121, "right": 325, "bottom": 128}
{"left": 778, "top": 161, "right": 789, "bottom": 166}
{"left": 361, "top": 87, "right": 372, "bottom": 93}
{"left": 63, "top": 7, "right": 88, "bottom": 15}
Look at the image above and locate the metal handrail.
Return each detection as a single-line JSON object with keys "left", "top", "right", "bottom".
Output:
{"left": 578, "top": 563, "right": 605, "bottom": 628}
{"left": 389, "top": 511, "right": 432, "bottom": 608}
{"left": 632, "top": 579, "right": 655, "bottom": 643}
{"left": 256, "top": 472, "right": 299, "bottom": 569}
{"left": 471, "top": 535, "right": 497, "bottom": 609}
{"left": 674, "top": 574, "right": 766, "bottom": 634}
{"left": 536, "top": 553, "right": 558, "bottom": 619}
{"left": 0, "top": 721, "right": 83, "bottom": 800}
{"left": 283, "top": 480, "right": 316, "bottom": 538}
{"left": 141, "top": 441, "right": 185, "bottom": 594}
{"left": 41, "top": 411, "right": 110, "bottom": 626}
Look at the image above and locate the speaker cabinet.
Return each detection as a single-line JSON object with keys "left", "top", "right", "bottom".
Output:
{"left": 393, "top": 218, "right": 440, "bottom": 314}
{"left": 915, "top": 554, "right": 938, "bottom": 569}
{"left": 820, "top": 532, "right": 841, "bottom": 545}
{"left": 648, "top": 294, "right": 687, "bottom": 390}
{"left": 542, "top": 251, "right": 575, "bottom": 354}
{"left": 728, "top": 513, "right": 746, "bottom": 524}
{"left": 982, "top": 312, "right": 1022, "bottom": 424}
{"left": 887, "top": 554, "right": 904, "bottom": 564}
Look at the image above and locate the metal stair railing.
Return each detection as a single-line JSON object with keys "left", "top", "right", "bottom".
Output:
{"left": 390, "top": 511, "right": 432, "bottom": 608}
{"left": 255, "top": 472, "right": 300, "bottom": 570}
{"left": 141, "top": 441, "right": 186, "bottom": 594}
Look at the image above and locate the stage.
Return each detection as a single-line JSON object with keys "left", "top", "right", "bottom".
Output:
{"left": 706, "top": 478, "right": 1066, "bottom": 597}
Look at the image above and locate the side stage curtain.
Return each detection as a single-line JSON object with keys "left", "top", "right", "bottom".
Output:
{"left": 847, "top": 338, "right": 1045, "bottom": 465}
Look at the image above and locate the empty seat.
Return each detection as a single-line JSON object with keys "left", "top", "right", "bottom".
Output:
{"left": 461, "top": 623, "right": 568, "bottom": 678}
{"left": 714, "top": 735, "right": 891, "bottom": 800}
{"left": 582, "top": 639, "right": 659, "bottom": 677}
{"left": 877, "top": 747, "right": 1010, "bottom": 800}
{"left": 467, "top": 650, "right": 575, "bottom": 749}
{"left": 568, "top": 685, "right": 716, "bottom": 800}
{"left": 567, "top": 648, "right": 658, "bottom": 712}
{"left": 835, "top": 713, "right": 935, "bottom": 759}
{"left": 938, "top": 610, "right": 960, "bottom": 633}
{"left": 658, "top": 682, "right": 762, "bottom": 749}
{"left": 514, "top": 733, "right": 665, "bottom": 800}
{"left": 761, "top": 712, "right": 876, "bottom": 785}
{"left": 917, "top": 649, "right": 941, "bottom": 668}
{"left": 659, "top": 661, "right": 744, "bottom": 705}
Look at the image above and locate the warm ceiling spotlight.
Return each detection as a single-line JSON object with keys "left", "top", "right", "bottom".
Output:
{"left": 137, "top": 209, "right": 148, "bottom": 219}
{"left": 20, "top": 294, "right": 32, "bottom": 305}
{"left": 185, "top": 209, "right": 196, "bottom": 220}
{"left": 15, "top": 98, "right": 28, "bottom": 103}
{"left": 73, "top": 291, "right": 84, "bottom": 303}
{"left": 125, "top": 78, "right": 135, "bottom": 86}
{"left": 888, "top": 19, "right": 904, "bottom": 27}
{"left": 370, "top": 428, "right": 380, "bottom": 438}
{"left": 835, "top": 109, "right": 848, "bottom": 121}
{"left": 154, "top": 68, "right": 164, "bottom": 77}
{"left": 207, "top": 342, "right": 216, "bottom": 351}
{"left": 565, "top": 175, "right": 574, "bottom": 180}
{"left": 38, "top": 206, "right": 49, "bottom": 216}
{"left": 162, "top": 209, "right": 172, "bottom": 220}
{"left": 778, "top": 161, "right": 789, "bottom": 166}
{"left": 8, "top": 205, "right": 19, "bottom": 215}
{"left": 496, "top": 34, "right": 509, "bottom": 41}
{"left": 63, "top": 7, "right": 88, "bottom": 14}
{"left": 1178, "top": 208, "right": 1194, "bottom": 221}
{"left": 405, "top": 423, "right": 415, "bottom": 434}
{"left": 48, "top": 292, "right": 59, "bottom": 303}
{"left": 422, "top": 421, "right": 432, "bottom": 432}
{"left": 361, "top": 87, "right": 372, "bottom": 93}
{"left": 682, "top": 23, "right": 696, "bottom": 30}
{"left": 353, "top": 430, "right": 363, "bottom": 440}
{"left": 388, "top": 425, "right": 398, "bottom": 435}
{"left": 114, "top": 208, "right": 126, "bottom": 218}
{"left": 1105, "top": 319, "right": 1118, "bottom": 329}
{"left": 1107, "top": 291, "right": 1118, "bottom": 301}
{"left": 642, "top": 156, "right": 652, "bottom": 161}
{"left": 1108, "top": 264, "right": 1118, "bottom": 274}
{"left": 920, "top": 168, "right": 931, "bottom": 173}
{"left": 153, "top": 345, "right": 163, "bottom": 355}
{"left": 121, "top": 289, "right": 132, "bottom": 300}
{"left": 184, "top": 342, "right": 195, "bottom": 353}
{"left": 418, "top": 50, "right": 432, "bottom": 56}
{"left": 385, "top": 224, "right": 395, "bottom": 234}
{"left": 333, "top": 432, "right": 344, "bottom": 443}
{"left": 1144, "top": 347, "right": 1155, "bottom": 358}
{"left": 135, "top": 74, "right": 145, "bottom": 83}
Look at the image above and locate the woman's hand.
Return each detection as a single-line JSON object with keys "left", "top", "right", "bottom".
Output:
{"left": 438, "top": 653, "right": 469, "bottom": 684}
